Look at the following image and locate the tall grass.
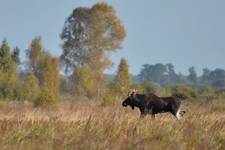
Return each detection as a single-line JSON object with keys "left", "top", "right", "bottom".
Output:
{"left": 0, "top": 99, "right": 225, "bottom": 150}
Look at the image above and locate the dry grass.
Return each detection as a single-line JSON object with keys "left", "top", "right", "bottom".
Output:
{"left": 0, "top": 99, "right": 225, "bottom": 150}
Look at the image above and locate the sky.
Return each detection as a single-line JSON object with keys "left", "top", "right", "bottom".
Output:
{"left": 0, "top": 0, "right": 225, "bottom": 75}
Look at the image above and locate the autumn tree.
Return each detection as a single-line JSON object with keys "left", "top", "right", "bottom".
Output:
{"left": 103, "top": 58, "right": 130, "bottom": 106}
{"left": 36, "top": 54, "right": 60, "bottom": 106}
{"left": 27, "top": 37, "right": 60, "bottom": 105}
{"left": 0, "top": 39, "right": 16, "bottom": 99}
{"left": 11, "top": 47, "right": 20, "bottom": 65}
{"left": 22, "top": 73, "right": 40, "bottom": 101}
{"left": 111, "top": 58, "right": 131, "bottom": 96}
{"left": 72, "top": 65, "right": 95, "bottom": 97}
{"left": 61, "top": 2, "right": 126, "bottom": 99}
{"left": 26, "top": 37, "right": 44, "bottom": 80}
{"left": 0, "top": 39, "right": 15, "bottom": 73}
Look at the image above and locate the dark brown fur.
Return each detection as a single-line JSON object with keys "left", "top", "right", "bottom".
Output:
{"left": 122, "top": 92, "right": 185, "bottom": 119}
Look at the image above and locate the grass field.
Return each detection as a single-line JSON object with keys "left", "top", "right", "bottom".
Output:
{"left": 0, "top": 98, "right": 225, "bottom": 150}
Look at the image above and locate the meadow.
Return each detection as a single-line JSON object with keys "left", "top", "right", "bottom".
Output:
{"left": 0, "top": 97, "right": 225, "bottom": 150}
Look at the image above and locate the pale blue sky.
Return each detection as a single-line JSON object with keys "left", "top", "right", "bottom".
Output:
{"left": 0, "top": 0, "right": 225, "bottom": 75}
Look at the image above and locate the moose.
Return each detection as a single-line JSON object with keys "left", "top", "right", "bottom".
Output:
{"left": 122, "top": 90, "right": 185, "bottom": 119}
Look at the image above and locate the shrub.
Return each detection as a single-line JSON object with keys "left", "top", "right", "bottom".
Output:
{"left": 172, "top": 84, "right": 197, "bottom": 99}
{"left": 198, "top": 86, "right": 215, "bottom": 97}
{"left": 34, "top": 86, "right": 57, "bottom": 107}
{"left": 0, "top": 71, "right": 16, "bottom": 99}
{"left": 72, "top": 65, "right": 95, "bottom": 98}
{"left": 23, "top": 73, "right": 40, "bottom": 101}
{"left": 141, "top": 80, "right": 162, "bottom": 96}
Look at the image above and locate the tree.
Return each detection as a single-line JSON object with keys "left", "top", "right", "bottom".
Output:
{"left": 172, "top": 85, "right": 197, "bottom": 99}
{"left": 27, "top": 37, "right": 60, "bottom": 105}
{"left": 23, "top": 73, "right": 40, "bottom": 101}
{"left": 138, "top": 63, "right": 167, "bottom": 84}
{"left": 0, "top": 39, "right": 15, "bottom": 73}
{"left": 36, "top": 54, "right": 60, "bottom": 105}
{"left": 0, "top": 39, "right": 16, "bottom": 99}
{"left": 60, "top": 2, "right": 126, "bottom": 99}
{"left": 188, "top": 66, "right": 197, "bottom": 85}
{"left": 103, "top": 58, "right": 130, "bottom": 106}
{"left": 111, "top": 58, "right": 131, "bottom": 96}
{"left": 141, "top": 80, "right": 162, "bottom": 95}
{"left": 209, "top": 69, "right": 225, "bottom": 89}
{"left": 72, "top": 65, "right": 95, "bottom": 97}
{"left": 201, "top": 68, "right": 211, "bottom": 84}
{"left": 165, "top": 63, "right": 177, "bottom": 84}
{"left": 11, "top": 47, "right": 20, "bottom": 65}
{"left": 60, "top": 2, "right": 126, "bottom": 72}
{"left": 26, "top": 37, "right": 44, "bottom": 79}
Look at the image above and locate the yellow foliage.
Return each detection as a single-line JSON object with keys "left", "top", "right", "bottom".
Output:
{"left": 72, "top": 65, "right": 95, "bottom": 98}
{"left": 23, "top": 73, "right": 40, "bottom": 101}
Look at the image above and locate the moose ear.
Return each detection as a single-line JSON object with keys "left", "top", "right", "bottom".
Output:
{"left": 130, "top": 89, "right": 137, "bottom": 97}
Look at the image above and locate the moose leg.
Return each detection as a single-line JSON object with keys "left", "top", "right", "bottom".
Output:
{"left": 140, "top": 108, "right": 147, "bottom": 118}
{"left": 175, "top": 108, "right": 181, "bottom": 120}
{"left": 179, "top": 110, "right": 186, "bottom": 117}
{"left": 148, "top": 108, "right": 155, "bottom": 119}
{"left": 140, "top": 113, "right": 146, "bottom": 118}
{"left": 171, "top": 103, "right": 182, "bottom": 120}
{"left": 151, "top": 114, "right": 156, "bottom": 119}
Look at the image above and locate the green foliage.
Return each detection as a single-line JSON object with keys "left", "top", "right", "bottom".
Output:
{"left": 0, "top": 39, "right": 17, "bottom": 99}
{"left": 23, "top": 73, "right": 40, "bottom": 101}
{"left": 0, "top": 39, "right": 15, "bottom": 73}
{"left": 102, "top": 88, "right": 119, "bottom": 106}
{"left": 103, "top": 58, "right": 130, "bottom": 106}
{"left": 198, "top": 86, "right": 215, "bottom": 97}
{"left": 138, "top": 63, "right": 181, "bottom": 85}
{"left": 60, "top": 2, "right": 126, "bottom": 101}
{"left": 11, "top": 47, "right": 20, "bottom": 65}
{"left": 72, "top": 65, "right": 95, "bottom": 98}
{"left": 141, "top": 80, "right": 162, "bottom": 95}
{"left": 200, "top": 67, "right": 225, "bottom": 89}
{"left": 35, "top": 86, "right": 56, "bottom": 106}
{"left": 111, "top": 58, "right": 131, "bottom": 96}
{"left": 188, "top": 66, "right": 197, "bottom": 85}
{"left": 26, "top": 37, "right": 60, "bottom": 106}
{"left": 34, "top": 55, "right": 60, "bottom": 106}
{"left": 172, "top": 85, "right": 197, "bottom": 99}
{"left": 26, "top": 37, "right": 45, "bottom": 79}
{"left": 11, "top": 74, "right": 40, "bottom": 101}
{"left": 0, "top": 70, "right": 16, "bottom": 99}
{"left": 139, "top": 63, "right": 167, "bottom": 83}
{"left": 163, "top": 86, "right": 173, "bottom": 97}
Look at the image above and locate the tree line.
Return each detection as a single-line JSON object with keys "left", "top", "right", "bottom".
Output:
{"left": 0, "top": 2, "right": 224, "bottom": 106}
{"left": 0, "top": 2, "right": 129, "bottom": 106}
{"left": 138, "top": 63, "right": 225, "bottom": 89}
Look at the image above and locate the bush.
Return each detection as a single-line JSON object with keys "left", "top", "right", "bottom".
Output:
{"left": 72, "top": 65, "right": 95, "bottom": 98}
{"left": 102, "top": 86, "right": 121, "bottom": 106}
{"left": 34, "top": 86, "right": 57, "bottom": 107}
{"left": 23, "top": 74, "right": 40, "bottom": 101}
{"left": 0, "top": 71, "right": 16, "bottom": 99}
{"left": 172, "top": 85, "right": 197, "bottom": 99}
{"left": 198, "top": 86, "right": 215, "bottom": 97}
{"left": 141, "top": 80, "right": 162, "bottom": 96}
{"left": 162, "top": 86, "right": 173, "bottom": 97}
